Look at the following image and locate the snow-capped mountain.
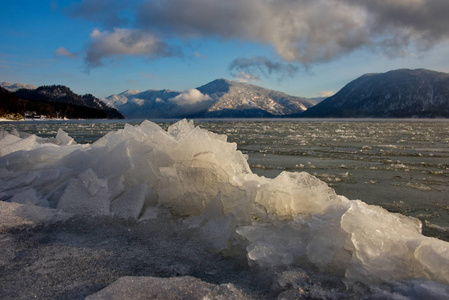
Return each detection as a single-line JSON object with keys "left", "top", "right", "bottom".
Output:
{"left": 105, "top": 79, "right": 316, "bottom": 118}
{"left": 105, "top": 89, "right": 182, "bottom": 118}
{"left": 300, "top": 69, "right": 449, "bottom": 118}
{"left": 1, "top": 82, "right": 37, "bottom": 92}
{"left": 198, "top": 79, "right": 315, "bottom": 117}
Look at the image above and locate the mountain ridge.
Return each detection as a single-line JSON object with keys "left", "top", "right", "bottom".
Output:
{"left": 299, "top": 69, "right": 449, "bottom": 118}
{"left": 0, "top": 84, "right": 124, "bottom": 120}
{"left": 1, "top": 82, "right": 37, "bottom": 92}
{"left": 105, "top": 78, "right": 316, "bottom": 118}
{"left": 4, "top": 68, "right": 449, "bottom": 119}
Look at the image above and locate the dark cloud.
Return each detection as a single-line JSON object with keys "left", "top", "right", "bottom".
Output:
{"left": 340, "top": 0, "right": 449, "bottom": 57}
{"left": 136, "top": 0, "right": 261, "bottom": 38}
{"left": 134, "top": 0, "right": 372, "bottom": 63}
{"left": 345, "top": 0, "right": 449, "bottom": 39}
{"left": 70, "top": 0, "right": 449, "bottom": 67}
{"left": 229, "top": 56, "right": 299, "bottom": 81}
{"left": 136, "top": 0, "right": 449, "bottom": 63}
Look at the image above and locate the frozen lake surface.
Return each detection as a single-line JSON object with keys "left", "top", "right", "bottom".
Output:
{"left": 2, "top": 119, "right": 448, "bottom": 240}
{"left": 1, "top": 119, "right": 448, "bottom": 299}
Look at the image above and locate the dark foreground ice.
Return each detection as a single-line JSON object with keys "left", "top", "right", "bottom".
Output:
{"left": 1, "top": 120, "right": 448, "bottom": 299}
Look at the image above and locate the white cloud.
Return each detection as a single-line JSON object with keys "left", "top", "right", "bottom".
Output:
{"left": 319, "top": 91, "right": 336, "bottom": 98}
{"left": 234, "top": 71, "right": 260, "bottom": 83}
{"left": 54, "top": 47, "right": 77, "bottom": 59}
{"left": 70, "top": 0, "right": 449, "bottom": 66}
{"left": 85, "top": 28, "right": 177, "bottom": 67}
{"left": 169, "top": 89, "right": 211, "bottom": 106}
{"left": 136, "top": 0, "right": 449, "bottom": 63}
{"left": 193, "top": 51, "right": 207, "bottom": 59}
{"left": 131, "top": 98, "right": 145, "bottom": 106}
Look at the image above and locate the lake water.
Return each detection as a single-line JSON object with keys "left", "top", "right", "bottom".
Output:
{"left": 2, "top": 118, "right": 448, "bottom": 241}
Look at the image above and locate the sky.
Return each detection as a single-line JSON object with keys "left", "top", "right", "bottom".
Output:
{"left": 2, "top": 0, "right": 449, "bottom": 99}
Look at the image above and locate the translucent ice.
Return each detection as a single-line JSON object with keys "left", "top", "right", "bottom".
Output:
{"left": 57, "top": 168, "right": 111, "bottom": 215}
{"left": 0, "top": 201, "right": 71, "bottom": 231}
{"left": 10, "top": 188, "right": 49, "bottom": 207}
{"left": 54, "top": 128, "right": 76, "bottom": 145}
{"left": 86, "top": 276, "right": 250, "bottom": 300}
{"left": 1, "top": 120, "right": 449, "bottom": 298}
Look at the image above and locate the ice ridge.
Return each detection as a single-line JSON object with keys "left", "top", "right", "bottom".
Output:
{"left": 0, "top": 119, "right": 448, "bottom": 298}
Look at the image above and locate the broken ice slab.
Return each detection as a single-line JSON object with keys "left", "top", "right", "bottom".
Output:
{"left": 85, "top": 276, "right": 250, "bottom": 300}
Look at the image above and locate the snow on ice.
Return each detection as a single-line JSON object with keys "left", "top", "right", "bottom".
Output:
{"left": 0, "top": 119, "right": 448, "bottom": 299}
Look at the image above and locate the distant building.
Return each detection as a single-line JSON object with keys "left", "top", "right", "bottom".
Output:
{"left": 24, "top": 111, "right": 41, "bottom": 119}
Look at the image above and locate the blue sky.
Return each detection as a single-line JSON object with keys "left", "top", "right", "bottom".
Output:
{"left": 2, "top": 0, "right": 449, "bottom": 99}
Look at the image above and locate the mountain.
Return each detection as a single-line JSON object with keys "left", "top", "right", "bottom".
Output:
{"left": 300, "top": 69, "right": 449, "bottom": 118}
{"left": 105, "top": 79, "right": 316, "bottom": 118}
{"left": 105, "top": 89, "right": 183, "bottom": 119}
{"left": 1, "top": 84, "right": 124, "bottom": 119}
{"left": 198, "top": 79, "right": 315, "bottom": 117}
{"left": 1, "top": 82, "right": 37, "bottom": 92}
{"left": 308, "top": 97, "right": 326, "bottom": 105}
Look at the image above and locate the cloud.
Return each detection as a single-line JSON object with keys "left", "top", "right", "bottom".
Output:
{"left": 54, "top": 47, "right": 77, "bottom": 59}
{"left": 66, "top": 0, "right": 131, "bottom": 28}
{"left": 70, "top": 0, "right": 449, "bottom": 66}
{"left": 193, "top": 51, "right": 207, "bottom": 59}
{"left": 319, "top": 91, "right": 336, "bottom": 98}
{"left": 169, "top": 89, "right": 211, "bottom": 106}
{"left": 229, "top": 56, "right": 298, "bottom": 81}
{"left": 234, "top": 71, "right": 260, "bottom": 83}
{"left": 345, "top": 0, "right": 449, "bottom": 39}
{"left": 135, "top": 0, "right": 370, "bottom": 63}
{"left": 135, "top": 0, "right": 449, "bottom": 63}
{"left": 85, "top": 28, "right": 178, "bottom": 68}
{"left": 131, "top": 98, "right": 145, "bottom": 106}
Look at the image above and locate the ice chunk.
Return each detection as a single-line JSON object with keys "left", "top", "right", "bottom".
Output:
{"left": 111, "top": 183, "right": 147, "bottom": 219}
{"left": 306, "top": 213, "right": 352, "bottom": 273}
{"left": 0, "top": 201, "right": 71, "bottom": 231}
{"left": 255, "top": 171, "right": 345, "bottom": 219}
{"left": 0, "top": 171, "right": 38, "bottom": 191}
{"left": 85, "top": 276, "right": 250, "bottom": 300}
{"left": 57, "top": 169, "right": 111, "bottom": 215}
{"left": 1, "top": 119, "right": 449, "bottom": 297}
{"left": 138, "top": 119, "right": 167, "bottom": 135}
{"left": 0, "top": 134, "right": 39, "bottom": 156}
{"left": 91, "top": 141, "right": 133, "bottom": 178}
{"left": 341, "top": 200, "right": 428, "bottom": 283}
{"left": 157, "top": 162, "right": 242, "bottom": 216}
{"left": 200, "top": 216, "right": 233, "bottom": 253}
{"left": 414, "top": 239, "right": 449, "bottom": 283}
{"left": 0, "top": 133, "right": 22, "bottom": 153}
{"left": 10, "top": 188, "right": 49, "bottom": 207}
{"left": 237, "top": 223, "right": 307, "bottom": 267}
{"left": 54, "top": 129, "right": 75, "bottom": 145}
{"left": 167, "top": 118, "right": 195, "bottom": 140}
